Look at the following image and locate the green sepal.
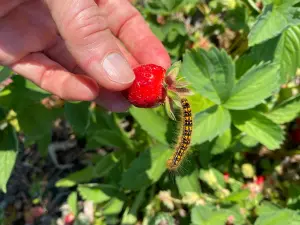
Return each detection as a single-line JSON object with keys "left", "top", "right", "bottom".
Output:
{"left": 164, "top": 97, "right": 176, "bottom": 121}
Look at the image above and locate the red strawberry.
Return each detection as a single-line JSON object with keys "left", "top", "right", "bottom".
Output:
{"left": 255, "top": 176, "right": 265, "bottom": 185}
{"left": 123, "top": 64, "right": 167, "bottom": 108}
{"left": 64, "top": 213, "right": 75, "bottom": 225}
{"left": 123, "top": 62, "right": 193, "bottom": 120}
{"left": 223, "top": 172, "right": 230, "bottom": 182}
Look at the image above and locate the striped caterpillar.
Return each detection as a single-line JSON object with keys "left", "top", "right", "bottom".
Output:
{"left": 167, "top": 97, "right": 192, "bottom": 171}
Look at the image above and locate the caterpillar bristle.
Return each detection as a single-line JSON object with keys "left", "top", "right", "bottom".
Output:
{"left": 166, "top": 97, "right": 193, "bottom": 171}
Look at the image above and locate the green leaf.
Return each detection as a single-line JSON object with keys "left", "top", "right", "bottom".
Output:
{"left": 162, "top": 21, "right": 187, "bottom": 36}
{"left": 36, "top": 134, "right": 51, "bottom": 157}
{"left": 67, "top": 192, "right": 78, "bottom": 215}
{"left": 25, "top": 80, "right": 50, "bottom": 94}
{"left": 121, "top": 207, "right": 136, "bottom": 225}
{"left": 130, "top": 107, "right": 168, "bottom": 145}
{"left": 248, "top": 2, "right": 300, "bottom": 46}
{"left": 222, "top": 189, "right": 251, "bottom": 203}
{"left": 274, "top": 25, "right": 300, "bottom": 83}
{"left": 196, "top": 142, "right": 212, "bottom": 168}
{"left": 235, "top": 36, "right": 279, "bottom": 79}
{"left": 176, "top": 163, "right": 201, "bottom": 196}
{"left": 0, "top": 66, "right": 12, "bottom": 83}
{"left": 191, "top": 205, "right": 230, "bottom": 225}
{"left": 199, "top": 168, "right": 226, "bottom": 190}
{"left": 64, "top": 101, "right": 90, "bottom": 134}
{"left": 87, "top": 129, "right": 131, "bottom": 150}
{"left": 224, "top": 63, "right": 280, "bottom": 110}
{"left": 240, "top": 135, "right": 260, "bottom": 147}
{"left": 0, "top": 107, "right": 6, "bottom": 121}
{"left": 56, "top": 166, "right": 95, "bottom": 188}
{"left": 94, "top": 152, "right": 122, "bottom": 178}
{"left": 121, "top": 188, "right": 145, "bottom": 225}
{"left": 145, "top": 0, "right": 198, "bottom": 14}
{"left": 225, "top": 6, "right": 248, "bottom": 31}
{"left": 256, "top": 201, "right": 281, "bottom": 216}
{"left": 232, "top": 110, "right": 284, "bottom": 150}
{"left": 186, "top": 94, "right": 215, "bottom": 114}
{"left": 192, "top": 105, "right": 231, "bottom": 145}
{"left": 273, "top": 0, "right": 300, "bottom": 7}
{"left": 262, "top": 0, "right": 273, "bottom": 4}
{"left": 266, "top": 94, "right": 300, "bottom": 124}
{"left": 89, "top": 108, "right": 120, "bottom": 131}
{"left": 0, "top": 125, "right": 18, "bottom": 193}
{"left": 237, "top": 24, "right": 300, "bottom": 84}
{"left": 103, "top": 198, "right": 124, "bottom": 215}
{"left": 255, "top": 209, "right": 300, "bottom": 225}
{"left": 287, "top": 183, "right": 300, "bottom": 208}
{"left": 149, "top": 22, "right": 166, "bottom": 40}
{"left": 120, "top": 145, "right": 171, "bottom": 191}
{"left": 78, "top": 184, "right": 124, "bottom": 204}
{"left": 17, "top": 103, "right": 61, "bottom": 141}
{"left": 149, "top": 213, "right": 175, "bottom": 225}
{"left": 211, "top": 129, "right": 232, "bottom": 155}
{"left": 181, "top": 47, "right": 235, "bottom": 104}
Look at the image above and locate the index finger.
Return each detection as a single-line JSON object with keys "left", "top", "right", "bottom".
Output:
{"left": 98, "top": 0, "right": 171, "bottom": 69}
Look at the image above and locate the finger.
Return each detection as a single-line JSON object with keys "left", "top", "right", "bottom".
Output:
{"left": 95, "top": 88, "right": 131, "bottom": 112}
{"left": 44, "top": 0, "right": 135, "bottom": 91}
{"left": 43, "top": 36, "right": 78, "bottom": 72}
{"left": 98, "top": 0, "right": 171, "bottom": 69}
{"left": 0, "top": 0, "right": 57, "bottom": 66}
{"left": 115, "top": 39, "right": 139, "bottom": 68}
{"left": 11, "top": 53, "right": 99, "bottom": 101}
{"left": 44, "top": 35, "right": 139, "bottom": 72}
{"left": 0, "top": 0, "right": 29, "bottom": 17}
{"left": 68, "top": 65, "right": 131, "bottom": 112}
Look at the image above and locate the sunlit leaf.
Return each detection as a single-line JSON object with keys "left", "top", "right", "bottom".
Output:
{"left": 191, "top": 205, "right": 230, "bottom": 225}
{"left": 224, "top": 63, "right": 280, "bottom": 110}
{"left": 248, "top": 2, "right": 300, "bottom": 46}
{"left": 56, "top": 166, "right": 95, "bottom": 188}
{"left": 176, "top": 162, "right": 201, "bottom": 196}
{"left": 78, "top": 184, "right": 124, "bottom": 204}
{"left": 192, "top": 105, "right": 231, "bottom": 145}
{"left": 266, "top": 94, "right": 300, "bottom": 124}
{"left": 130, "top": 107, "right": 168, "bottom": 145}
{"left": 0, "top": 125, "right": 18, "bottom": 193}
{"left": 232, "top": 110, "right": 284, "bottom": 150}
{"left": 181, "top": 47, "right": 235, "bottom": 104}
{"left": 67, "top": 192, "right": 78, "bottom": 215}
{"left": 274, "top": 25, "right": 300, "bottom": 83}
{"left": 255, "top": 209, "right": 300, "bottom": 225}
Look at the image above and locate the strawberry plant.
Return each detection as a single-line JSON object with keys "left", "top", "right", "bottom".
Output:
{"left": 1, "top": 0, "right": 300, "bottom": 225}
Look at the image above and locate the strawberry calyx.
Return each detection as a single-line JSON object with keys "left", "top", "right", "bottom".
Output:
{"left": 163, "top": 61, "right": 193, "bottom": 120}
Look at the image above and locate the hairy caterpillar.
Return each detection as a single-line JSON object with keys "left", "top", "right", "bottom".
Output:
{"left": 167, "top": 97, "right": 192, "bottom": 171}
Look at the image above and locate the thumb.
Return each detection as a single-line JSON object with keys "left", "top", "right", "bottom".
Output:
{"left": 45, "top": 0, "right": 135, "bottom": 91}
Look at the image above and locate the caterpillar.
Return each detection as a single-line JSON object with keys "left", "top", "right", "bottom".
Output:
{"left": 167, "top": 97, "right": 193, "bottom": 171}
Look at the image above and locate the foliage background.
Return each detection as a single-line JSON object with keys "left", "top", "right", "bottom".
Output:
{"left": 1, "top": 0, "right": 300, "bottom": 224}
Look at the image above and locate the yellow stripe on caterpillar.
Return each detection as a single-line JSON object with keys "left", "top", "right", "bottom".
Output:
{"left": 167, "top": 98, "right": 193, "bottom": 171}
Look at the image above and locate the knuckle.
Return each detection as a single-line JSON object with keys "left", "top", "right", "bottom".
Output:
{"left": 39, "top": 66, "right": 63, "bottom": 97}
{"left": 64, "top": 7, "right": 108, "bottom": 46}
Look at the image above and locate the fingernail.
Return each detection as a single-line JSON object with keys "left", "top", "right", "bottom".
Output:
{"left": 103, "top": 53, "right": 135, "bottom": 84}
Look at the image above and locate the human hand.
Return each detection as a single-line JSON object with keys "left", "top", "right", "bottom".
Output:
{"left": 0, "top": 0, "right": 170, "bottom": 111}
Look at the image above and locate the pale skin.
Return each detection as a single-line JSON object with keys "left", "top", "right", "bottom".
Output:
{"left": 0, "top": 0, "right": 171, "bottom": 112}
